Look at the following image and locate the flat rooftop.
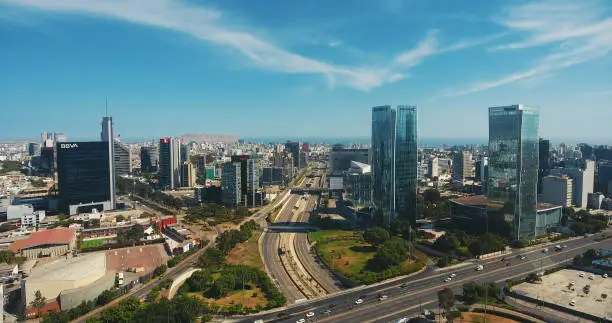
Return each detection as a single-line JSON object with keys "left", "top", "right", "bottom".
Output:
{"left": 451, "top": 195, "right": 561, "bottom": 211}
{"left": 513, "top": 269, "right": 612, "bottom": 319}
{"left": 28, "top": 252, "right": 106, "bottom": 284}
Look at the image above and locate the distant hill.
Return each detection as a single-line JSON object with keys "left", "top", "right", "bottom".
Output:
{"left": 180, "top": 133, "right": 238, "bottom": 144}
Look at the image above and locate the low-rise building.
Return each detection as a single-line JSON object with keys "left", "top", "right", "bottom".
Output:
{"left": 21, "top": 210, "right": 45, "bottom": 228}
{"left": 9, "top": 227, "right": 77, "bottom": 259}
{"left": 540, "top": 174, "right": 573, "bottom": 207}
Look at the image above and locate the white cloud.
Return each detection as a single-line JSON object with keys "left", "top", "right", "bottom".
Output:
{"left": 2, "top": 0, "right": 406, "bottom": 91}
{"left": 328, "top": 41, "right": 342, "bottom": 48}
{"left": 440, "top": 0, "right": 612, "bottom": 96}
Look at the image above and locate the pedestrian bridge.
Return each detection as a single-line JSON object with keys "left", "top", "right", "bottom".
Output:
{"left": 263, "top": 223, "right": 319, "bottom": 233}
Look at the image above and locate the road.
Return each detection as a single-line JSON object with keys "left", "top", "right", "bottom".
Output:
{"left": 240, "top": 234, "right": 612, "bottom": 323}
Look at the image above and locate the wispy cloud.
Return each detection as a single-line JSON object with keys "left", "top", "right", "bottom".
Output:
{"left": 439, "top": 0, "right": 612, "bottom": 96}
{"left": 328, "top": 41, "right": 342, "bottom": 48}
{"left": 2, "top": 0, "right": 406, "bottom": 91}
{"left": 394, "top": 30, "right": 504, "bottom": 68}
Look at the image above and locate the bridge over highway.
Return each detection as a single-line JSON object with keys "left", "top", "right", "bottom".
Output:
{"left": 290, "top": 187, "right": 342, "bottom": 194}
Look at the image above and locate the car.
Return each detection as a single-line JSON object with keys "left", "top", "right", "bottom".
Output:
{"left": 399, "top": 283, "right": 409, "bottom": 288}
{"left": 322, "top": 309, "right": 332, "bottom": 315}
{"left": 378, "top": 295, "right": 388, "bottom": 301}
{"left": 397, "top": 318, "right": 408, "bottom": 323}
{"left": 520, "top": 255, "right": 527, "bottom": 260}
{"left": 450, "top": 273, "right": 457, "bottom": 278}
{"left": 475, "top": 265, "right": 484, "bottom": 271}
{"left": 569, "top": 281, "right": 576, "bottom": 285}
{"left": 579, "top": 272, "right": 585, "bottom": 278}
{"left": 569, "top": 300, "right": 576, "bottom": 306}
{"left": 588, "top": 275, "right": 595, "bottom": 280}
{"left": 355, "top": 299, "right": 364, "bottom": 305}
{"left": 542, "top": 248, "right": 549, "bottom": 253}
{"left": 306, "top": 312, "right": 315, "bottom": 318}
{"left": 563, "top": 245, "right": 568, "bottom": 248}
{"left": 443, "top": 278, "right": 451, "bottom": 282}
{"left": 603, "top": 274, "right": 608, "bottom": 278}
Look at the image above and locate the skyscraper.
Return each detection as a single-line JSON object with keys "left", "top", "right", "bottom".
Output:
{"left": 538, "top": 138, "right": 551, "bottom": 193}
{"left": 487, "top": 105, "right": 539, "bottom": 241}
{"left": 158, "top": 138, "right": 181, "bottom": 190}
{"left": 231, "top": 155, "right": 260, "bottom": 207}
{"left": 100, "top": 116, "right": 116, "bottom": 209}
{"left": 140, "top": 146, "right": 158, "bottom": 173}
{"left": 371, "top": 105, "right": 418, "bottom": 227}
{"left": 57, "top": 142, "right": 115, "bottom": 214}
{"left": 114, "top": 142, "right": 131, "bottom": 176}
{"left": 221, "top": 162, "right": 242, "bottom": 206}
{"left": 284, "top": 141, "right": 301, "bottom": 169}
{"left": 452, "top": 151, "right": 473, "bottom": 186}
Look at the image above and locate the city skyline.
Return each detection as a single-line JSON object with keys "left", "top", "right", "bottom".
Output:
{"left": 1, "top": 0, "right": 612, "bottom": 143}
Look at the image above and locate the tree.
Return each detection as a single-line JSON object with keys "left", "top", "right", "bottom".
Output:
{"left": 571, "top": 222, "right": 587, "bottom": 236}
{"left": 423, "top": 188, "right": 442, "bottom": 204}
{"left": 30, "top": 290, "right": 47, "bottom": 317}
{"left": 468, "top": 241, "right": 483, "bottom": 256}
{"left": 0, "top": 250, "right": 15, "bottom": 264}
{"left": 115, "top": 215, "right": 126, "bottom": 222}
{"left": 198, "top": 248, "right": 226, "bottom": 268}
{"left": 437, "top": 287, "right": 455, "bottom": 313}
{"left": 373, "top": 237, "right": 411, "bottom": 268}
{"left": 96, "top": 289, "right": 116, "bottom": 306}
{"left": 526, "top": 272, "right": 542, "bottom": 283}
{"left": 41, "top": 311, "right": 71, "bottom": 323}
{"left": 153, "top": 264, "right": 167, "bottom": 277}
{"left": 117, "top": 224, "right": 144, "bottom": 245}
{"left": 363, "top": 227, "right": 390, "bottom": 246}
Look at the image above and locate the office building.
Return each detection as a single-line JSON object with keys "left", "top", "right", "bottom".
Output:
{"left": 100, "top": 116, "right": 117, "bottom": 206}
{"left": 284, "top": 142, "right": 301, "bottom": 169}
{"left": 452, "top": 151, "right": 473, "bottom": 186}
{"left": 261, "top": 167, "right": 283, "bottom": 186}
{"left": 344, "top": 161, "right": 372, "bottom": 207}
{"left": 158, "top": 138, "right": 181, "bottom": 190}
{"left": 538, "top": 138, "right": 551, "bottom": 193}
{"left": 598, "top": 160, "right": 612, "bottom": 195}
{"left": 371, "top": 105, "right": 418, "bottom": 226}
{"left": 114, "top": 142, "right": 131, "bottom": 176}
{"left": 181, "top": 161, "right": 197, "bottom": 188}
{"left": 28, "top": 143, "right": 40, "bottom": 157}
{"left": 587, "top": 192, "right": 605, "bottom": 210}
{"left": 54, "top": 133, "right": 67, "bottom": 143}
{"left": 230, "top": 155, "right": 260, "bottom": 207}
{"left": 329, "top": 146, "right": 370, "bottom": 172}
{"left": 41, "top": 132, "right": 54, "bottom": 148}
{"left": 487, "top": 104, "right": 539, "bottom": 241}
{"left": 21, "top": 210, "right": 46, "bottom": 228}
{"left": 40, "top": 147, "right": 54, "bottom": 172}
{"left": 551, "top": 160, "right": 595, "bottom": 207}
{"left": 140, "top": 146, "right": 158, "bottom": 173}
{"left": 540, "top": 174, "right": 573, "bottom": 207}
{"left": 221, "top": 162, "right": 241, "bottom": 206}
{"left": 475, "top": 157, "right": 489, "bottom": 193}
{"left": 427, "top": 157, "right": 439, "bottom": 178}
{"left": 56, "top": 142, "right": 115, "bottom": 215}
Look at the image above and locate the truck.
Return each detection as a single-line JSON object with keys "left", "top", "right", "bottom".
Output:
{"left": 117, "top": 272, "right": 124, "bottom": 286}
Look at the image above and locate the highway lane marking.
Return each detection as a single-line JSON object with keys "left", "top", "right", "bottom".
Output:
{"left": 364, "top": 300, "right": 436, "bottom": 323}
{"left": 311, "top": 242, "right": 597, "bottom": 322}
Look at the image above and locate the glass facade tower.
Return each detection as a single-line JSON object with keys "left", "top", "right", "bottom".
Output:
{"left": 487, "top": 105, "right": 539, "bottom": 241}
{"left": 372, "top": 105, "right": 418, "bottom": 227}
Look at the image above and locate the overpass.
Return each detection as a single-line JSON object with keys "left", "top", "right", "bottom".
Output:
{"left": 263, "top": 223, "right": 319, "bottom": 233}
{"left": 290, "top": 188, "right": 342, "bottom": 195}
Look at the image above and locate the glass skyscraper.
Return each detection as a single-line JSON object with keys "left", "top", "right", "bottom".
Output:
{"left": 487, "top": 105, "right": 539, "bottom": 241}
{"left": 372, "top": 105, "right": 418, "bottom": 227}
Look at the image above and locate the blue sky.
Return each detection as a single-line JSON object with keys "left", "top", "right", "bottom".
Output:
{"left": 1, "top": 0, "right": 611, "bottom": 143}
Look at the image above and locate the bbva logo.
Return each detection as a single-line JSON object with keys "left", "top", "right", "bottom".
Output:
{"left": 60, "top": 143, "right": 79, "bottom": 149}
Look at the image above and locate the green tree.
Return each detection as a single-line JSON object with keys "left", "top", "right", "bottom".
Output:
{"left": 437, "top": 287, "right": 455, "bottom": 313}
{"left": 373, "top": 237, "right": 411, "bottom": 268}
{"left": 96, "top": 289, "right": 116, "bottom": 306}
{"left": 423, "top": 188, "right": 442, "bottom": 204}
{"left": 115, "top": 215, "right": 126, "bottom": 222}
{"left": 363, "top": 227, "right": 390, "bottom": 246}
{"left": 197, "top": 248, "right": 226, "bottom": 268}
{"left": 30, "top": 290, "right": 46, "bottom": 317}
{"left": 0, "top": 250, "right": 15, "bottom": 263}
{"left": 526, "top": 272, "right": 541, "bottom": 283}
{"left": 117, "top": 224, "right": 144, "bottom": 245}
{"left": 153, "top": 264, "right": 167, "bottom": 277}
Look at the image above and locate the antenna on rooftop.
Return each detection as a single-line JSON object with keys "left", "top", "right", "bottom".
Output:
{"left": 105, "top": 97, "right": 108, "bottom": 117}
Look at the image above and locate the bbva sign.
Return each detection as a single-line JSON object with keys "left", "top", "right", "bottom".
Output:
{"left": 60, "top": 143, "right": 79, "bottom": 149}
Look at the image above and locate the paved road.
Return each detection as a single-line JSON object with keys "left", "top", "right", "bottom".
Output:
{"left": 239, "top": 234, "right": 612, "bottom": 323}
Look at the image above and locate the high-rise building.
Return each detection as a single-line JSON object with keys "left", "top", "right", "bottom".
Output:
{"left": 538, "top": 138, "right": 551, "bottom": 193}
{"left": 427, "top": 157, "right": 439, "bottom": 178}
{"left": 587, "top": 192, "right": 605, "bottom": 209}
{"left": 158, "top": 138, "right": 181, "bottom": 190}
{"left": 27, "top": 143, "right": 40, "bottom": 157}
{"left": 344, "top": 161, "right": 372, "bottom": 207}
{"left": 140, "top": 146, "right": 158, "bottom": 173}
{"left": 100, "top": 117, "right": 117, "bottom": 203}
{"left": 597, "top": 160, "right": 612, "bottom": 195}
{"left": 329, "top": 146, "right": 370, "bottom": 172}
{"left": 371, "top": 105, "right": 418, "bottom": 226}
{"left": 221, "top": 162, "right": 241, "bottom": 206}
{"left": 54, "top": 133, "right": 67, "bottom": 143}
{"left": 487, "top": 104, "right": 539, "bottom": 241}
{"left": 540, "top": 174, "right": 573, "bottom": 207}
{"left": 181, "top": 161, "right": 197, "bottom": 188}
{"left": 261, "top": 167, "right": 283, "bottom": 185}
{"left": 231, "top": 155, "right": 260, "bottom": 207}
{"left": 479, "top": 157, "right": 489, "bottom": 193}
{"left": 284, "top": 142, "right": 301, "bottom": 169}
{"left": 452, "top": 151, "right": 473, "bottom": 186}
{"left": 56, "top": 142, "right": 115, "bottom": 215}
{"left": 114, "top": 142, "right": 131, "bottom": 176}
{"left": 551, "top": 160, "right": 595, "bottom": 207}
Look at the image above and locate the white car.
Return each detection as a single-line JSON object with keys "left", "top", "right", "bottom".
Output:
{"left": 569, "top": 281, "right": 576, "bottom": 285}
{"left": 569, "top": 300, "right": 576, "bottom": 306}
{"left": 378, "top": 295, "right": 388, "bottom": 301}
{"left": 296, "top": 319, "right": 306, "bottom": 323}
{"left": 443, "top": 278, "right": 451, "bottom": 282}
{"left": 588, "top": 275, "right": 594, "bottom": 280}
{"left": 397, "top": 318, "right": 408, "bottom": 323}
{"left": 603, "top": 274, "right": 608, "bottom": 278}
{"left": 355, "top": 299, "right": 364, "bottom": 305}
{"left": 450, "top": 273, "right": 457, "bottom": 278}
{"left": 519, "top": 255, "right": 527, "bottom": 260}
{"left": 306, "top": 312, "right": 315, "bottom": 318}
{"left": 475, "top": 265, "right": 484, "bottom": 271}
{"left": 579, "top": 272, "right": 585, "bottom": 278}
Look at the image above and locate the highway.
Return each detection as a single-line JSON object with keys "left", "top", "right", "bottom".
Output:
{"left": 240, "top": 233, "right": 612, "bottom": 323}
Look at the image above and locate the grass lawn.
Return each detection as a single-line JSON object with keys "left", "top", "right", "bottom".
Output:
{"left": 189, "top": 286, "right": 268, "bottom": 308}
{"left": 309, "top": 229, "right": 356, "bottom": 243}
{"left": 226, "top": 230, "right": 264, "bottom": 271}
{"left": 461, "top": 312, "right": 519, "bottom": 323}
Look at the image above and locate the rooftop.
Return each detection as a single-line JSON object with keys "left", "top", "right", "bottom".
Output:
{"left": 28, "top": 252, "right": 106, "bottom": 283}
{"left": 451, "top": 195, "right": 562, "bottom": 211}
{"left": 9, "top": 227, "right": 76, "bottom": 253}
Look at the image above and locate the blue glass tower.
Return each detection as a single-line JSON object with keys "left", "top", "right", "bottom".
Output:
{"left": 487, "top": 105, "right": 539, "bottom": 241}
{"left": 372, "top": 105, "right": 418, "bottom": 227}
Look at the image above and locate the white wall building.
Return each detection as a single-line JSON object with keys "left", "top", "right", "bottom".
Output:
{"left": 541, "top": 175, "right": 573, "bottom": 207}
{"left": 552, "top": 160, "right": 595, "bottom": 208}
{"left": 21, "top": 211, "right": 45, "bottom": 228}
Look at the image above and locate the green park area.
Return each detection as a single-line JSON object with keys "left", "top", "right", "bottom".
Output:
{"left": 79, "top": 238, "right": 105, "bottom": 250}
{"left": 185, "top": 204, "right": 252, "bottom": 225}
{"left": 310, "top": 229, "right": 428, "bottom": 285}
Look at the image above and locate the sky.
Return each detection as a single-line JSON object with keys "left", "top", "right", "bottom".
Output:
{"left": 1, "top": 0, "right": 611, "bottom": 144}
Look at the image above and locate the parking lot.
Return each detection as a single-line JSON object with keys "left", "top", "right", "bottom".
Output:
{"left": 513, "top": 269, "right": 612, "bottom": 319}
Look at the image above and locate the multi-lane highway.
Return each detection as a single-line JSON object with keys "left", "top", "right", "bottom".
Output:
{"left": 242, "top": 233, "right": 612, "bottom": 323}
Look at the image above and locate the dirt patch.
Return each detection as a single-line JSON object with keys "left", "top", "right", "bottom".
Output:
{"left": 188, "top": 287, "right": 268, "bottom": 308}
{"left": 226, "top": 231, "right": 264, "bottom": 271}
{"left": 217, "top": 222, "right": 238, "bottom": 233}
{"left": 461, "top": 312, "right": 520, "bottom": 323}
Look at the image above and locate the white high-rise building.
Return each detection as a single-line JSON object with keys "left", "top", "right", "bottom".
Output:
{"left": 541, "top": 174, "right": 573, "bottom": 207}
{"left": 551, "top": 160, "right": 595, "bottom": 207}
{"left": 452, "top": 151, "right": 473, "bottom": 186}
{"left": 427, "top": 157, "right": 439, "bottom": 178}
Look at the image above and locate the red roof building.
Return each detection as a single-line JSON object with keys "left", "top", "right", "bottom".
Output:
{"left": 9, "top": 227, "right": 77, "bottom": 259}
